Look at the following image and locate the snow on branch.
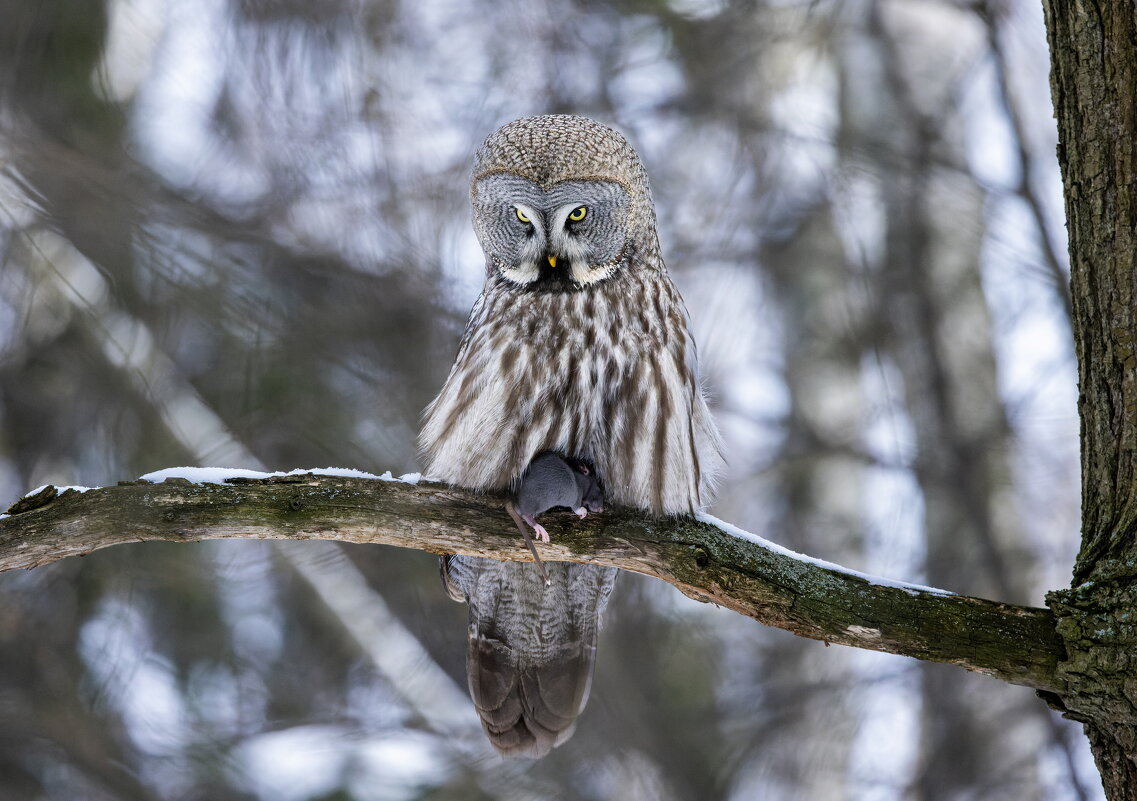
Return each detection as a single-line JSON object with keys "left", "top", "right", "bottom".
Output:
{"left": 0, "top": 468, "right": 1064, "bottom": 692}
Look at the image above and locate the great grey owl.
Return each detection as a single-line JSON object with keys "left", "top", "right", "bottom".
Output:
{"left": 423, "top": 115, "right": 724, "bottom": 757}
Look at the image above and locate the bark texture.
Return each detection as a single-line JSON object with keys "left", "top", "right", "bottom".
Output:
{"left": 1043, "top": 1, "right": 1137, "bottom": 797}
{"left": 0, "top": 474, "right": 1063, "bottom": 691}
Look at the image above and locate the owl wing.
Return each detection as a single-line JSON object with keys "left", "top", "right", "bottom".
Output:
{"left": 419, "top": 286, "right": 525, "bottom": 490}
{"left": 441, "top": 555, "right": 617, "bottom": 758}
{"left": 595, "top": 273, "right": 725, "bottom": 514}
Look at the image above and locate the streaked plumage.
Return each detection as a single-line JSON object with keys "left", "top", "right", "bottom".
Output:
{"left": 421, "top": 115, "right": 723, "bottom": 514}
{"left": 425, "top": 115, "right": 723, "bottom": 758}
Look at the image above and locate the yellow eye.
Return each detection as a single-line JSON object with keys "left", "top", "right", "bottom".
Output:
{"left": 568, "top": 206, "right": 587, "bottom": 222}
{"left": 515, "top": 208, "right": 530, "bottom": 224}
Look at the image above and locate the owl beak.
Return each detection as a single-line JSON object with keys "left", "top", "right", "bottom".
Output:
{"left": 546, "top": 255, "right": 557, "bottom": 268}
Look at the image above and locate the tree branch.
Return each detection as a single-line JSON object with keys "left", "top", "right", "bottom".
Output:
{"left": 0, "top": 471, "right": 1064, "bottom": 692}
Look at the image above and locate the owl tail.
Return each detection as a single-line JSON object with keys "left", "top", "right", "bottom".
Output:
{"left": 467, "top": 624, "right": 596, "bottom": 757}
{"left": 442, "top": 557, "right": 617, "bottom": 758}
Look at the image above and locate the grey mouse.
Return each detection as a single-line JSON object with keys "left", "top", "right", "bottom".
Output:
{"left": 506, "top": 452, "right": 605, "bottom": 584}
{"left": 513, "top": 452, "right": 603, "bottom": 542}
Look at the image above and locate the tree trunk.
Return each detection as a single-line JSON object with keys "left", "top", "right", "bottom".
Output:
{"left": 1043, "top": 2, "right": 1137, "bottom": 798}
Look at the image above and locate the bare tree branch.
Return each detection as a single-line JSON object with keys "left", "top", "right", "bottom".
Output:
{"left": 0, "top": 472, "right": 1064, "bottom": 693}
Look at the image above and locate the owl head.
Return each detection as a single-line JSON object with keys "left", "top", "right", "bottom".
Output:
{"left": 470, "top": 115, "right": 660, "bottom": 290}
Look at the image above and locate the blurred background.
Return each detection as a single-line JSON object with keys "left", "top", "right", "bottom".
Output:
{"left": 0, "top": 0, "right": 1092, "bottom": 799}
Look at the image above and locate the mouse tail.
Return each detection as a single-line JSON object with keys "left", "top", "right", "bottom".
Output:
{"left": 506, "top": 501, "right": 550, "bottom": 586}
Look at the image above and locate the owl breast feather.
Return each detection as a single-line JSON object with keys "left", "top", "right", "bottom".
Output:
{"left": 420, "top": 269, "right": 723, "bottom": 515}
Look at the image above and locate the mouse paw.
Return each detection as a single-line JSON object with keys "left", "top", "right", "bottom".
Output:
{"left": 573, "top": 507, "right": 588, "bottom": 519}
{"left": 532, "top": 522, "right": 551, "bottom": 543}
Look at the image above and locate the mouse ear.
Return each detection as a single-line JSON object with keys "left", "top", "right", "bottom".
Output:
{"left": 566, "top": 457, "right": 590, "bottom": 476}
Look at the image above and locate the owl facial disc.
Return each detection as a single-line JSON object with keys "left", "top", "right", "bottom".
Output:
{"left": 472, "top": 174, "right": 630, "bottom": 290}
